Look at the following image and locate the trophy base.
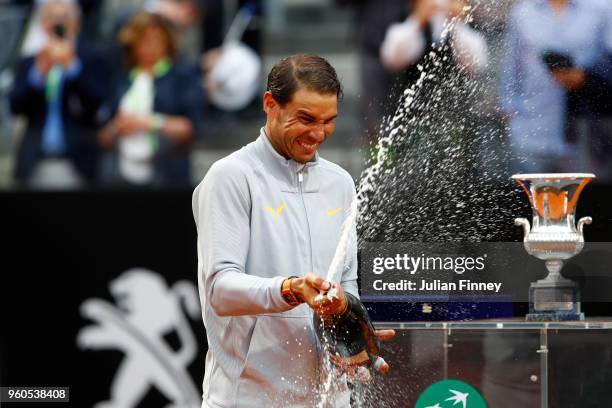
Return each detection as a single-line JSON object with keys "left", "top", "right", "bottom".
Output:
{"left": 526, "top": 311, "right": 585, "bottom": 322}
{"left": 526, "top": 279, "right": 584, "bottom": 322}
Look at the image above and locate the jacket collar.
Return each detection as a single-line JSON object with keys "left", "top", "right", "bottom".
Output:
{"left": 256, "top": 128, "right": 320, "bottom": 193}
{"left": 129, "top": 57, "right": 172, "bottom": 81}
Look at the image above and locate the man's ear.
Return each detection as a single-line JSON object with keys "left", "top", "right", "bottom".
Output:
{"left": 263, "top": 91, "right": 278, "bottom": 116}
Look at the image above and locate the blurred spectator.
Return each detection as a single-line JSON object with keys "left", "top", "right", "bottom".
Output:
{"left": 155, "top": 0, "right": 200, "bottom": 28}
{"left": 380, "top": 0, "right": 488, "bottom": 75}
{"left": 9, "top": 0, "right": 110, "bottom": 189}
{"left": 498, "top": 0, "right": 612, "bottom": 174}
{"left": 96, "top": 0, "right": 202, "bottom": 59}
{"left": 98, "top": 11, "right": 204, "bottom": 188}
{"left": 200, "top": 3, "right": 262, "bottom": 113}
{"left": 377, "top": 0, "right": 490, "bottom": 182}
{"left": 338, "top": 0, "right": 487, "bottom": 141}
{"left": 156, "top": 0, "right": 263, "bottom": 57}
{"left": 336, "top": 0, "right": 406, "bottom": 141}
{"left": 19, "top": 0, "right": 105, "bottom": 56}
{"left": 152, "top": 0, "right": 202, "bottom": 60}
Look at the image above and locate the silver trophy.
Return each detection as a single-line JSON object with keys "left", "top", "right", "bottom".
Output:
{"left": 513, "top": 173, "right": 594, "bottom": 321}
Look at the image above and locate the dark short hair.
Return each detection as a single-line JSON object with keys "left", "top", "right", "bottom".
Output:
{"left": 266, "top": 54, "right": 343, "bottom": 106}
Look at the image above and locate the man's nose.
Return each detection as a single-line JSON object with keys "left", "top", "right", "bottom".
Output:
{"left": 310, "top": 123, "right": 326, "bottom": 142}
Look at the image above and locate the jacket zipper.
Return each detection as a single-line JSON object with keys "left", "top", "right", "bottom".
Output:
{"left": 298, "top": 166, "right": 321, "bottom": 375}
{"left": 297, "top": 167, "right": 314, "bottom": 274}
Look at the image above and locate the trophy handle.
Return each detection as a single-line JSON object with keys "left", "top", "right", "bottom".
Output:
{"left": 514, "top": 218, "right": 531, "bottom": 238}
{"left": 577, "top": 216, "right": 592, "bottom": 235}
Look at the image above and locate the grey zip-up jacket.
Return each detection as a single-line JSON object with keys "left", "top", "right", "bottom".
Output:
{"left": 193, "top": 129, "right": 359, "bottom": 408}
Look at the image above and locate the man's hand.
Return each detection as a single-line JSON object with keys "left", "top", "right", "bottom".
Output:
{"left": 552, "top": 68, "right": 585, "bottom": 91}
{"left": 413, "top": 0, "right": 442, "bottom": 28}
{"left": 49, "top": 39, "right": 75, "bottom": 67}
{"left": 35, "top": 46, "right": 54, "bottom": 77}
{"left": 373, "top": 329, "right": 396, "bottom": 342}
{"left": 200, "top": 47, "right": 224, "bottom": 94}
{"left": 329, "top": 329, "right": 396, "bottom": 379}
{"left": 35, "top": 40, "right": 76, "bottom": 76}
{"left": 113, "top": 112, "right": 151, "bottom": 136}
{"left": 290, "top": 273, "right": 347, "bottom": 317}
{"left": 157, "top": 0, "right": 199, "bottom": 28}
{"left": 447, "top": 0, "right": 468, "bottom": 18}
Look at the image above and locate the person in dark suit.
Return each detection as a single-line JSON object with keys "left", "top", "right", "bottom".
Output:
{"left": 98, "top": 11, "right": 205, "bottom": 188}
{"left": 9, "top": 0, "right": 110, "bottom": 189}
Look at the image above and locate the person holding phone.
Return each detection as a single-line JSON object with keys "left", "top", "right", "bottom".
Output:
{"left": 498, "top": 0, "right": 612, "bottom": 173}
{"left": 380, "top": 0, "right": 488, "bottom": 75}
{"left": 9, "top": 0, "right": 110, "bottom": 188}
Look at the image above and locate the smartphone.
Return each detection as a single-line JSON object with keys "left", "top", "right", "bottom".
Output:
{"left": 541, "top": 51, "right": 574, "bottom": 71}
{"left": 52, "top": 23, "right": 66, "bottom": 39}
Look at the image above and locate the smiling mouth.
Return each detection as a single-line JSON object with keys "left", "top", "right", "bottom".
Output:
{"left": 297, "top": 140, "right": 318, "bottom": 151}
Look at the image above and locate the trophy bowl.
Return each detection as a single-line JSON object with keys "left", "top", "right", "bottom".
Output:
{"left": 512, "top": 173, "right": 595, "bottom": 321}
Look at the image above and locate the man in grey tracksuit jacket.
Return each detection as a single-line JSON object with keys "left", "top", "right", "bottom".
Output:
{"left": 193, "top": 55, "right": 360, "bottom": 407}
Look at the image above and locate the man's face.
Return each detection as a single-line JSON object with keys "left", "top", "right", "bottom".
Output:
{"left": 264, "top": 87, "right": 338, "bottom": 163}
{"left": 40, "top": 2, "right": 79, "bottom": 40}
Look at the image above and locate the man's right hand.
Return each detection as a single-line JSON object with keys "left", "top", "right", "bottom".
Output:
{"left": 290, "top": 273, "right": 347, "bottom": 317}
{"left": 35, "top": 40, "right": 76, "bottom": 75}
{"left": 35, "top": 46, "right": 54, "bottom": 76}
{"left": 49, "top": 39, "right": 76, "bottom": 67}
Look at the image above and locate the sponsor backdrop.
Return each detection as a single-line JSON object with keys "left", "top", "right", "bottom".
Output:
{"left": 2, "top": 191, "right": 205, "bottom": 407}
{"left": 1, "top": 186, "right": 612, "bottom": 406}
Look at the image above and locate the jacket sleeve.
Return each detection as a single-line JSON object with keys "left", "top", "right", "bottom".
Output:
{"left": 177, "top": 63, "right": 206, "bottom": 140}
{"left": 380, "top": 16, "right": 426, "bottom": 72}
{"left": 194, "top": 159, "right": 293, "bottom": 317}
{"left": 339, "top": 178, "right": 359, "bottom": 299}
{"left": 9, "top": 57, "right": 46, "bottom": 117}
{"left": 64, "top": 47, "right": 111, "bottom": 126}
{"left": 452, "top": 23, "right": 489, "bottom": 74}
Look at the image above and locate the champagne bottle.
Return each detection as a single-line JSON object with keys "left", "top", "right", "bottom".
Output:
{"left": 313, "top": 291, "right": 388, "bottom": 382}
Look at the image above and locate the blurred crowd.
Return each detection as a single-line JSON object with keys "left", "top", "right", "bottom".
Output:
{"left": 3, "top": 0, "right": 262, "bottom": 189}
{"left": 1, "top": 0, "right": 612, "bottom": 190}
{"left": 339, "top": 0, "right": 612, "bottom": 177}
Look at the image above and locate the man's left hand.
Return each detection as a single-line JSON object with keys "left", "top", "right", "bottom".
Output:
{"left": 373, "top": 329, "right": 396, "bottom": 342}
{"left": 553, "top": 68, "right": 585, "bottom": 91}
{"left": 329, "top": 329, "right": 396, "bottom": 378}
